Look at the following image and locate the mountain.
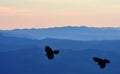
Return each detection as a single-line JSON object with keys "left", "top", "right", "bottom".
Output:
{"left": 0, "top": 33, "right": 40, "bottom": 52}
{"left": 0, "top": 33, "right": 120, "bottom": 52}
{"left": 1, "top": 26, "right": 120, "bottom": 40}
{"left": 0, "top": 34, "right": 120, "bottom": 74}
{"left": 0, "top": 47, "right": 120, "bottom": 74}
{"left": 39, "top": 38, "right": 120, "bottom": 53}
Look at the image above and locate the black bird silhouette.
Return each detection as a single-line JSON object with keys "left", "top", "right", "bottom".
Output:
{"left": 93, "top": 57, "right": 110, "bottom": 69}
{"left": 45, "top": 46, "right": 59, "bottom": 60}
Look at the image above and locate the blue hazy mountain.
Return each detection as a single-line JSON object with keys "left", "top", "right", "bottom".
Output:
{"left": 0, "top": 34, "right": 120, "bottom": 74}
{"left": 0, "top": 34, "right": 40, "bottom": 52}
{"left": 1, "top": 33, "right": 120, "bottom": 52}
{"left": 1, "top": 26, "right": 120, "bottom": 40}
{"left": 0, "top": 46, "right": 120, "bottom": 74}
{"left": 39, "top": 38, "right": 120, "bottom": 53}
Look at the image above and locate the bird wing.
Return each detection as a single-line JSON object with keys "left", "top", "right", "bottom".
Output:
{"left": 104, "top": 59, "right": 110, "bottom": 63}
{"left": 45, "top": 46, "right": 53, "bottom": 53}
{"left": 93, "top": 57, "right": 102, "bottom": 62}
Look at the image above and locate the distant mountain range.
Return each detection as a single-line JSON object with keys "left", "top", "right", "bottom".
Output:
{"left": 0, "top": 31, "right": 120, "bottom": 74}
{"left": 1, "top": 26, "right": 120, "bottom": 40}
{"left": 0, "top": 33, "right": 120, "bottom": 52}
{"left": 0, "top": 40, "right": 120, "bottom": 74}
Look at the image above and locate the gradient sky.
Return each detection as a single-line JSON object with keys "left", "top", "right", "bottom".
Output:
{"left": 0, "top": 0, "right": 120, "bottom": 30}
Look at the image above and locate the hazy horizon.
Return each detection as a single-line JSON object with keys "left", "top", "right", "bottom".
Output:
{"left": 0, "top": 25, "right": 120, "bottom": 30}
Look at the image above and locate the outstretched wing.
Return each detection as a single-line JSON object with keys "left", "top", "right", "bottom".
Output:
{"left": 45, "top": 46, "right": 53, "bottom": 53}
{"left": 53, "top": 50, "right": 59, "bottom": 54}
{"left": 93, "top": 57, "right": 102, "bottom": 62}
{"left": 104, "top": 59, "right": 110, "bottom": 63}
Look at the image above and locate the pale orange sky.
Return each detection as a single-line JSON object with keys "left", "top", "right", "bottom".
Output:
{"left": 0, "top": 0, "right": 120, "bottom": 30}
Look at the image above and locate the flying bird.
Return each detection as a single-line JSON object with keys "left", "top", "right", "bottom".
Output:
{"left": 93, "top": 57, "right": 110, "bottom": 69}
{"left": 45, "top": 46, "right": 59, "bottom": 60}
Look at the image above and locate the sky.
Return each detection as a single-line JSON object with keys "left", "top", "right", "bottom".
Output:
{"left": 0, "top": 0, "right": 120, "bottom": 30}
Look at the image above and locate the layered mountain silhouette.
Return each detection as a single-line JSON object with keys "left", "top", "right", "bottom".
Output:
{"left": 1, "top": 26, "right": 120, "bottom": 40}
{"left": 0, "top": 26, "right": 120, "bottom": 74}
{"left": 1, "top": 33, "right": 120, "bottom": 52}
{"left": 0, "top": 33, "right": 120, "bottom": 52}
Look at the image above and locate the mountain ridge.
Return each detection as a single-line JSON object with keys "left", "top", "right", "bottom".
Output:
{"left": 1, "top": 26, "right": 120, "bottom": 40}
{"left": 1, "top": 26, "right": 120, "bottom": 31}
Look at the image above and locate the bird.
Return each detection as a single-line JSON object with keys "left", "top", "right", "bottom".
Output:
{"left": 93, "top": 57, "right": 110, "bottom": 69}
{"left": 45, "top": 46, "right": 59, "bottom": 60}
